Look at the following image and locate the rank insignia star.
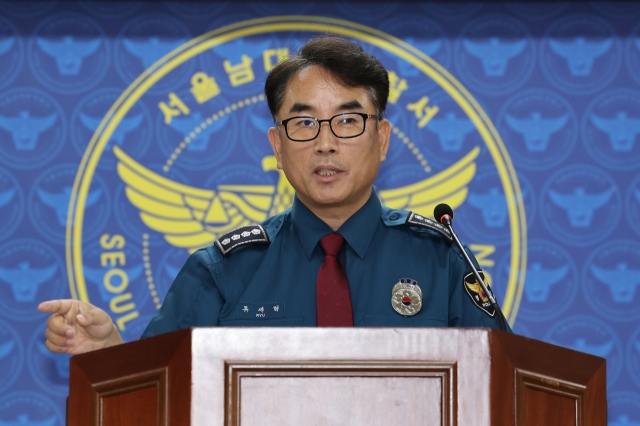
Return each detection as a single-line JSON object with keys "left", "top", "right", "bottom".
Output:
{"left": 214, "top": 225, "right": 270, "bottom": 255}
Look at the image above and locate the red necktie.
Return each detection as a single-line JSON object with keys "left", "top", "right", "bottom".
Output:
{"left": 316, "top": 233, "right": 354, "bottom": 327}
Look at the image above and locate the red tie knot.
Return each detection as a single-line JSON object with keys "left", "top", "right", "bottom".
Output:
{"left": 319, "top": 233, "right": 344, "bottom": 257}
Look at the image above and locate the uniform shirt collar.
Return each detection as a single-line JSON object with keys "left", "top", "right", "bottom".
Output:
{"left": 291, "top": 190, "right": 382, "bottom": 260}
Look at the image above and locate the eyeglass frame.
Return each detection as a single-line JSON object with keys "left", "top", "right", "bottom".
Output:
{"left": 275, "top": 112, "right": 381, "bottom": 142}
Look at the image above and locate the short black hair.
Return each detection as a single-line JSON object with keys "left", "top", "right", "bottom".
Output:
{"left": 264, "top": 36, "right": 389, "bottom": 121}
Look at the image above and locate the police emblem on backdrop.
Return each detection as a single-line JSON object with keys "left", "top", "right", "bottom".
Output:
{"left": 454, "top": 14, "right": 535, "bottom": 96}
{"left": 540, "top": 14, "right": 621, "bottom": 95}
{"left": 0, "top": 239, "right": 65, "bottom": 321}
{"left": 28, "top": 12, "right": 109, "bottom": 94}
{"left": 0, "top": 390, "right": 63, "bottom": 425}
{"left": 391, "top": 278, "right": 422, "bottom": 316}
{"left": 606, "top": 391, "right": 640, "bottom": 426}
{"left": 582, "top": 240, "right": 640, "bottom": 322}
{"left": 0, "top": 87, "right": 66, "bottom": 170}
{"left": 463, "top": 270, "right": 495, "bottom": 317}
{"left": 28, "top": 164, "right": 109, "bottom": 244}
{"left": 28, "top": 324, "right": 71, "bottom": 396}
{"left": 496, "top": 239, "right": 578, "bottom": 323}
{"left": 581, "top": 88, "right": 640, "bottom": 171}
{"left": 456, "top": 165, "right": 534, "bottom": 247}
{"left": 544, "top": 315, "right": 623, "bottom": 388}
{"left": 497, "top": 88, "right": 577, "bottom": 171}
{"left": 70, "top": 88, "right": 153, "bottom": 169}
{"left": 540, "top": 164, "right": 621, "bottom": 246}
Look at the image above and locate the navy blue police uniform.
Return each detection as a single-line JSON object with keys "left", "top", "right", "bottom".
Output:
{"left": 142, "top": 191, "right": 509, "bottom": 338}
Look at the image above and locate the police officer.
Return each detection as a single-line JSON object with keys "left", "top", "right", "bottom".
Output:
{"left": 38, "top": 36, "right": 508, "bottom": 355}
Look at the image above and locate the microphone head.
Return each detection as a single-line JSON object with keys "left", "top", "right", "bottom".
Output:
{"left": 434, "top": 203, "right": 454, "bottom": 224}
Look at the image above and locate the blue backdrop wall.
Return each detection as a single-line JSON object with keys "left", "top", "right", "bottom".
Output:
{"left": 0, "top": 1, "right": 639, "bottom": 424}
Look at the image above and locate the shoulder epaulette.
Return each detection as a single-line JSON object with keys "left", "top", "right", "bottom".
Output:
{"left": 405, "top": 211, "right": 453, "bottom": 241}
{"left": 214, "top": 225, "right": 270, "bottom": 256}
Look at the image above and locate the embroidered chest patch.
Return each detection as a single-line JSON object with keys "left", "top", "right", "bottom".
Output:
{"left": 463, "top": 271, "right": 496, "bottom": 317}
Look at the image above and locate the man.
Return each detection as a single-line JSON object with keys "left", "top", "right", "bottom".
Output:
{"left": 39, "top": 36, "right": 508, "bottom": 355}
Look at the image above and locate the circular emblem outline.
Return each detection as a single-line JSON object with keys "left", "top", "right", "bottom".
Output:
{"left": 67, "top": 15, "right": 526, "bottom": 325}
{"left": 391, "top": 278, "right": 423, "bottom": 316}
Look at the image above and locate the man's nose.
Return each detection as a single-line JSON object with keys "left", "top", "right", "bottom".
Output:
{"left": 314, "top": 121, "right": 338, "bottom": 153}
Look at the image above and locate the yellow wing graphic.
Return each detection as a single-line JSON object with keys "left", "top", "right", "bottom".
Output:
{"left": 378, "top": 146, "right": 479, "bottom": 217}
{"left": 113, "top": 146, "right": 292, "bottom": 252}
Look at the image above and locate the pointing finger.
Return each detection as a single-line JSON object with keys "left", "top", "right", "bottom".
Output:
{"left": 38, "top": 300, "right": 74, "bottom": 314}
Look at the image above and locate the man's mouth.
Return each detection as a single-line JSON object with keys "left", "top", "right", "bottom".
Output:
{"left": 317, "top": 170, "right": 338, "bottom": 176}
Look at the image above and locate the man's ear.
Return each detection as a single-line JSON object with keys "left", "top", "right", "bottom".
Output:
{"left": 377, "top": 119, "right": 391, "bottom": 162}
{"left": 268, "top": 127, "right": 283, "bottom": 169}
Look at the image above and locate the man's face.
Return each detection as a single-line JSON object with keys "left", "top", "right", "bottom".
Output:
{"left": 268, "top": 66, "right": 390, "bottom": 218}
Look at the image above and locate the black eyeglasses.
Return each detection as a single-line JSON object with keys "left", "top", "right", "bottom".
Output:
{"left": 276, "top": 112, "right": 380, "bottom": 142}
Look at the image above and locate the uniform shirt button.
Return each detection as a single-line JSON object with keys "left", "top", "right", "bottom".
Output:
{"left": 389, "top": 213, "right": 400, "bottom": 221}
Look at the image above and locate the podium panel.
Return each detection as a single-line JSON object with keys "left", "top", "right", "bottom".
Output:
{"left": 228, "top": 362, "right": 454, "bottom": 425}
{"left": 67, "top": 328, "right": 606, "bottom": 426}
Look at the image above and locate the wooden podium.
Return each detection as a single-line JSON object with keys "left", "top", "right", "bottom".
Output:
{"left": 67, "top": 328, "right": 606, "bottom": 426}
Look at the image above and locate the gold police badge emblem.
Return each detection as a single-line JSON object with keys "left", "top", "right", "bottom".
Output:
{"left": 391, "top": 278, "right": 422, "bottom": 316}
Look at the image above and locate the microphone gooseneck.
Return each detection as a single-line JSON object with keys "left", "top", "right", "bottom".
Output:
{"left": 433, "top": 203, "right": 507, "bottom": 331}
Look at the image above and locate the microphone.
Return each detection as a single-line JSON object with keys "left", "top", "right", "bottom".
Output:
{"left": 434, "top": 203, "right": 507, "bottom": 331}
{"left": 434, "top": 204, "right": 454, "bottom": 227}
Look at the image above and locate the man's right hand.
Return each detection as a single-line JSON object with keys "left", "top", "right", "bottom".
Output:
{"left": 38, "top": 299, "right": 124, "bottom": 354}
